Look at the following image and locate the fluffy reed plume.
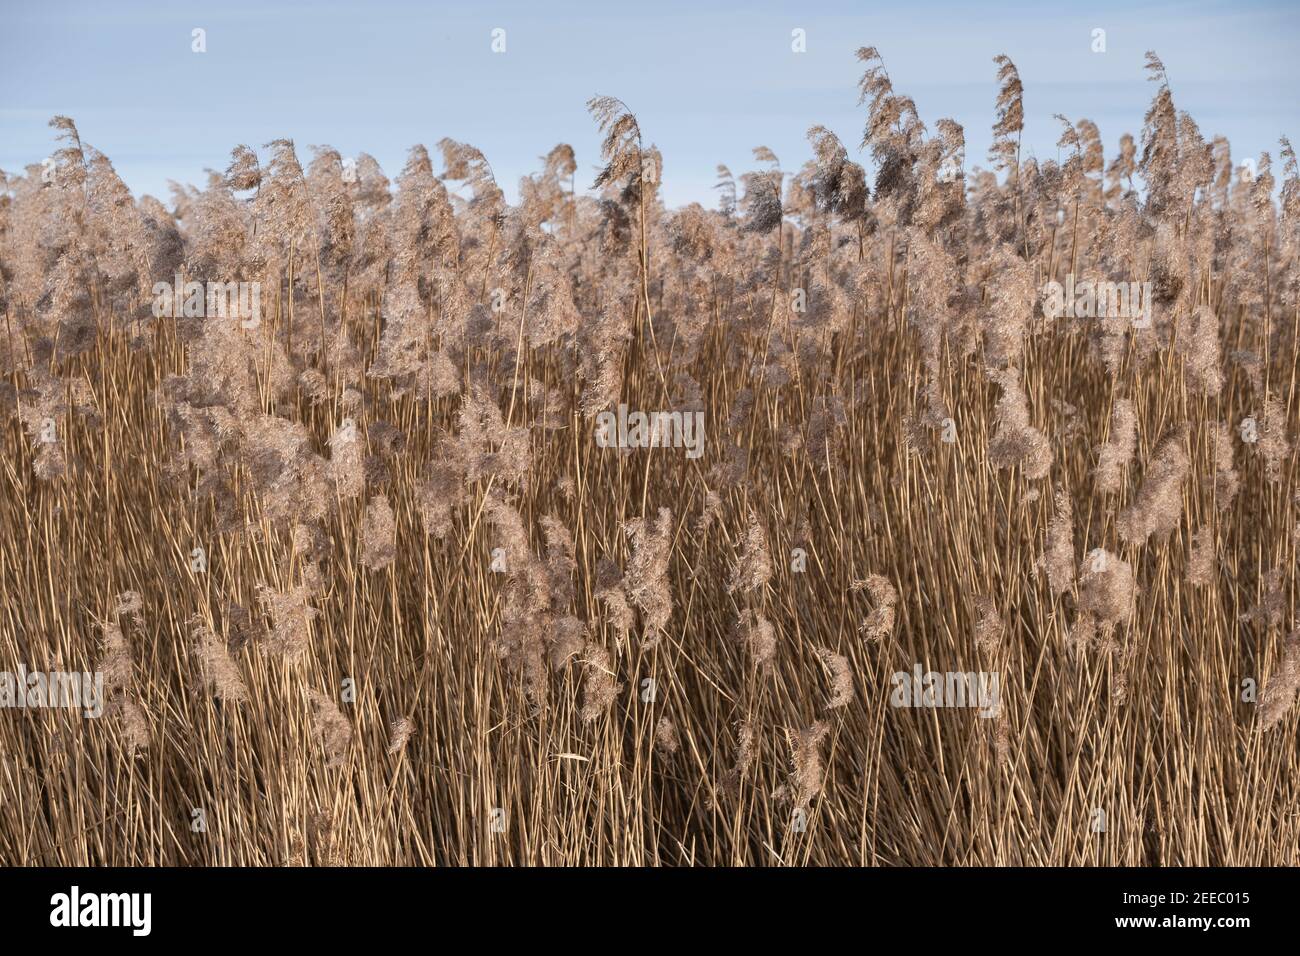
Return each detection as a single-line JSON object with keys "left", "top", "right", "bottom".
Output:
{"left": 1183, "top": 307, "right": 1224, "bottom": 397}
{"left": 116, "top": 702, "right": 151, "bottom": 758}
{"left": 988, "top": 368, "right": 1051, "bottom": 480}
{"left": 728, "top": 512, "right": 773, "bottom": 594}
{"left": 114, "top": 591, "right": 144, "bottom": 623}
{"left": 1259, "top": 631, "right": 1300, "bottom": 731}
{"left": 1096, "top": 399, "right": 1136, "bottom": 495}
{"left": 654, "top": 716, "right": 680, "bottom": 753}
{"left": 1039, "top": 490, "right": 1075, "bottom": 597}
{"left": 580, "top": 640, "right": 622, "bottom": 722}
{"left": 1186, "top": 527, "right": 1216, "bottom": 586}
{"left": 622, "top": 508, "right": 674, "bottom": 645}
{"left": 1118, "top": 424, "right": 1189, "bottom": 546}
{"left": 416, "top": 461, "right": 463, "bottom": 539}
{"left": 327, "top": 418, "right": 365, "bottom": 500}
{"left": 593, "top": 559, "right": 636, "bottom": 651}
{"left": 990, "top": 55, "right": 1024, "bottom": 176}
{"left": 306, "top": 689, "right": 352, "bottom": 769}
{"left": 973, "top": 595, "right": 1004, "bottom": 652}
{"left": 736, "top": 609, "right": 777, "bottom": 668}
{"left": 1240, "top": 567, "right": 1286, "bottom": 632}
{"left": 816, "top": 647, "right": 855, "bottom": 709}
{"left": 2, "top": 50, "right": 1298, "bottom": 867}
{"left": 1078, "top": 549, "right": 1136, "bottom": 629}
{"left": 696, "top": 490, "right": 723, "bottom": 533}
{"left": 386, "top": 716, "right": 415, "bottom": 756}
{"left": 97, "top": 619, "right": 133, "bottom": 692}
{"left": 191, "top": 619, "right": 248, "bottom": 702}
{"left": 855, "top": 575, "right": 897, "bottom": 642}
{"left": 588, "top": 96, "right": 645, "bottom": 193}
{"left": 360, "top": 493, "right": 397, "bottom": 570}
{"left": 96, "top": 616, "right": 149, "bottom": 755}
{"left": 1258, "top": 396, "right": 1292, "bottom": 484}
{"left": 716, "top": 719, "right": 758, "bottom": 802}
{"left": 257, "top": 582, "right": 319, "bottom": 660}
{"left": 775, "top": 721, "right": 830, "bottom": 812}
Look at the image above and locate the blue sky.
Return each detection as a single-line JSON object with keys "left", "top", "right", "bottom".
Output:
{"left": 1, "top": 0, "right": 1296, "bottom": 208}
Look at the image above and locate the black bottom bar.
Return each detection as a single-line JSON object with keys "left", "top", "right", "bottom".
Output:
{"left": 0, "top": 866, "right": 1286, "bottom": 942}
